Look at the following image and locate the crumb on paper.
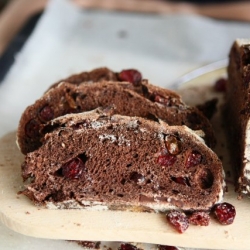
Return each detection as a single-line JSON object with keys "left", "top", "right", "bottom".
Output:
{"left": 118, "top": 30, "right": 128, "bottom": 39}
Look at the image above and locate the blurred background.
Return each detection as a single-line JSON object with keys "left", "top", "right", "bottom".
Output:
{"left": 1, "top": 0, "right": 250, "bottom": 84}
{"left": 1, "top": 0, "right": 250, "bottom": 57}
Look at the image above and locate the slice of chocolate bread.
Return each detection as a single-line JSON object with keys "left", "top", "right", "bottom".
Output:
{"left": 225, "top": 39, "right": 250, "bottom": 195}
{"left": 21, "top": 110, "right": 224, "bottom": 211}
{"left": 17, "top": 79, "right": 215, "bottom": 154}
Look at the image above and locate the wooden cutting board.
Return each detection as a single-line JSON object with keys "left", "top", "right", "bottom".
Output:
{"left": 1, "top": 69, "right": 250, "bottom": 249}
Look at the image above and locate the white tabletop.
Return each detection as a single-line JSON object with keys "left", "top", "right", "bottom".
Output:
{"left": 1, "top": 0, "right": 250, "bottom": 249}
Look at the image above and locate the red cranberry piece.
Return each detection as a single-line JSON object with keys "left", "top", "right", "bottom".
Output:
{"left": 118, "top": 69, "right": 142, "bottom": 86}
{"left": 62, "top": 157, "right": 85, "bottom": 179}
{"left": 189, "top": 211, "right": 210, "bottom": 226}
{"left": 118, "top": 243, "right": 138, "bottom": 250}
{"left": 171, "top": 177, "right": 190, "bottom": 187}
{"left": 154, "top": 93, "right": 171, "bottom": 106}
{"left": 130, "top": 172, "right": 145, "bottom": 184}
{"left": 25, "top": 119, "right": 40, "bottom": 138}
{"left": 39, "top": 105, "right": 54, "bottom": 122}
{"left": 165, "top": 135, "right": 182, "bottom": 155}
{"left": 158, "top": 245, "right": 179, "bottom": 250}
{"left": 157, "top": 154, "right": 177, "bottom": 167}
{"left": 186, "top": 151, "right": 202, "bottom": 168}
{"left": 213, "top": 202, "right": 236, "bottom": 225}
{"left": 167, "top": 210, "right": 189, "bottom": 233}
{"left": 214, "top": 78, "right": 227, "bottom": 92}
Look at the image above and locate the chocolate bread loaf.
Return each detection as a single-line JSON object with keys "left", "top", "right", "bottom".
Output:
{"left": 21, "top": 110, "right": 224, "bottom": 211}
{"left": 225, "top": 39, "right": 250, "bottom": 195}
{"left": 17, "top": 71, "right": 215, "bottom": 154}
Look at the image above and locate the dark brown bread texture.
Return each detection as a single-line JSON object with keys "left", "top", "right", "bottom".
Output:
{"left": 49, "top": 67, "right": 118, "bottom": 89}
{"left": 17, "top": 68, "right": 215, "bottom": 154}
{"left": 21, "top": 110, "right": 224, "bottom": 211}
{"left": 225, "top": 39, "right": 250, "bottom": 195}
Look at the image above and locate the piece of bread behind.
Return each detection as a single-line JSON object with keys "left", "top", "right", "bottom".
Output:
{"left": 17, "top": 78, "right": 215, "bottom": 154}
{"left": 225, "top": 39, "right": 250, "bottom": 195}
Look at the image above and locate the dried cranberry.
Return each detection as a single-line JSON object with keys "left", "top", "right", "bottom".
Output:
{"left": 130, "top": 172, "right": 145, "bottom": 184}
{"left": 186, "top": 151, "right": 202, "bottom": 168}
{"left": 39, "top": 105, "right": 54, "bottom": 122}
{"left": 165, "top": 135, "right": 182, "bottom": 155}
{"left": 25, "top": 119, "right": 40, "bottom": 138}
{"left": 158, "top": 245, "right": 179, "bottom": 250}
{"left": 118, "top": 243, "right": 138, "bottom": 250}
{"left": 153, "top": 93, "right": 171, "bottom": 106}
{"left": 214, "top": 78, "right": 227, "bottom": 92}
{"left": 171, "top": 177, "right": 190, "bottom": 187}
{"left": 213, "top": 202, "right": 236, "bottom": 225}
{"left": 62, "top": 157, "right": 85, "bottom": 179}
{"left": 189, "top": 211, "right": 210, "bottom": 226}
{"left": 118, "top": 69, "right": 142, "bottom": 86}
{"left": 167, "top": 210, "right": 189, "bottom": 233}
{"left": 157, "top": 154, "right": 177, "bottom": 167}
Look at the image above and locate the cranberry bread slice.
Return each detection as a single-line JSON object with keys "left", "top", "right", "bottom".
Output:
{"left": 21, "top": 110, "right": 224, "bottom": 211}
{"left": 225, "top": 39, "right": 250, "bottom": 195}
{"left": 17, "top": 80, "right": 215, "bottom": 154}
